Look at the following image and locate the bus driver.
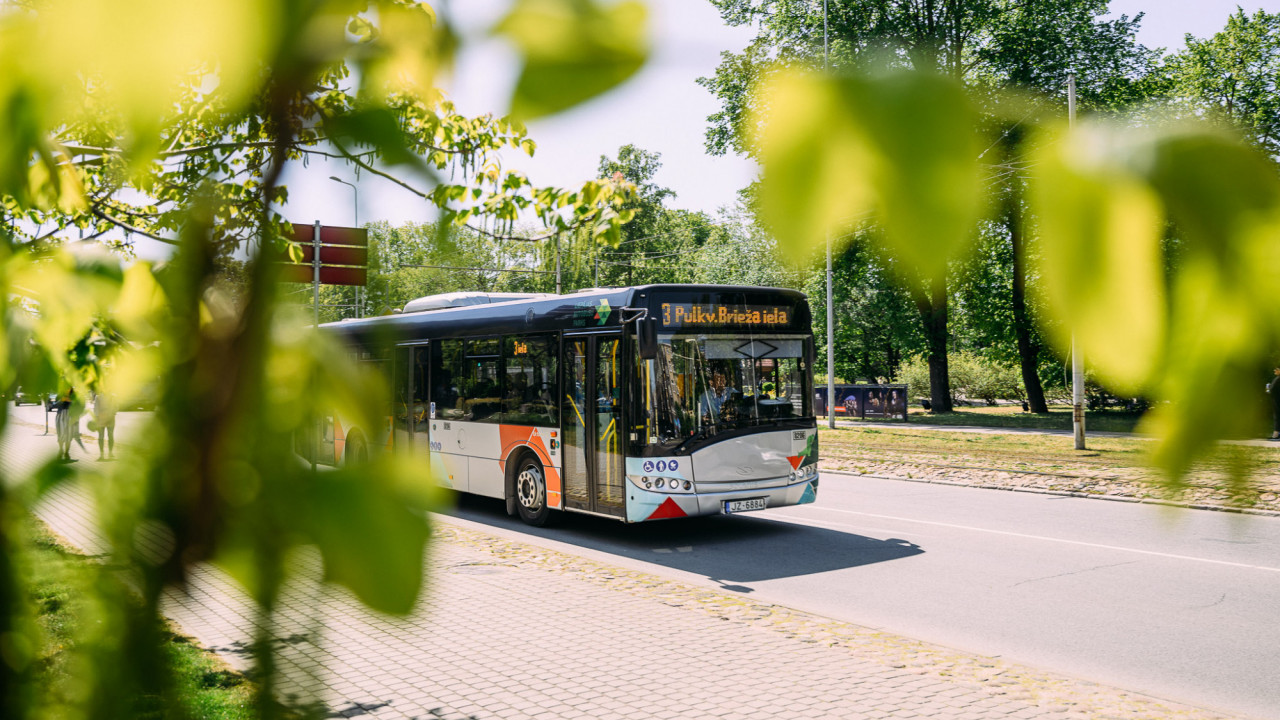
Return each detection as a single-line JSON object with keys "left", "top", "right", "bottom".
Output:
{"left": 699, "top": 370, "right": 737, "bottom": 420}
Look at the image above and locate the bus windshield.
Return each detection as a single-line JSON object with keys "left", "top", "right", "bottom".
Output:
{"left": 645, "top": 333, "right": 812, "bottom": 449}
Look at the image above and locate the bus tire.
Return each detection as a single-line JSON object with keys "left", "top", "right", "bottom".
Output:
{"left": 345, "top": 431, "right": 369, "bottom": 466}
{"left": 513, "top": 453, "right": 552, "bottom": 527}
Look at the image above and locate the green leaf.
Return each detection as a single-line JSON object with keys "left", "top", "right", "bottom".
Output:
{"left": 496, "top": 0, "right": 649, "bottom": 120}
{"left": 1138, "top": 130, "right": 1280, "bottom": 478}
{"left": 752, "top": 68, "right": 982, "bottom": 279}
{"left": 324, "top": 108, "right": 427, "bottom": 171}
{"left": 304, "top": 459, "right": 435, "bottom": 616}
{"left": 1027, "top": 122, "right": 1167, "bottom": 392}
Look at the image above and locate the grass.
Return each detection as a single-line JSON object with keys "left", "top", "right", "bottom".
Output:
{"left": 821, "top": 424, "right": 1153, "bottom": 472}
{"left": 902, "top": 403, "right": 1146, "bottom": 433}
{"left": 25, "top": 518, "right": 257, "bottom": 720}
{"left": 817, "top": 423, "right": 1280, "bottom": 501}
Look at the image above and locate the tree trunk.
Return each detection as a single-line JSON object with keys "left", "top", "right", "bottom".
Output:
{"left": 911, "top": 272, "right": 953, "bottom": 413}
{"left": 1007, "top": 197, "right": 1049, "bottom": 413}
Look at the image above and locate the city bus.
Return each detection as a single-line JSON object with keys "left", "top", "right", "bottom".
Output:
{"left": 316, "top": 285, "right": 820, "bottom": 525}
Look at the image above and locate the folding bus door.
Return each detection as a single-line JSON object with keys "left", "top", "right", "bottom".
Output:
{"left": 562, "top": 334, "right": 625, "bottom": 517}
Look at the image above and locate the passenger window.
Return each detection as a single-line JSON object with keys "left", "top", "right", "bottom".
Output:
{"left": 464, "top": 338, "right": 501, "bottom": 423}
{"left": 503, "top": 336, "right": 558, "bottom": 426}
{"left": 431, "top": 340, "right": 466, "bottom": 420}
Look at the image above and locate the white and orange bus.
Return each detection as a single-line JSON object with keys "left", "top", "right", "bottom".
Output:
{"left": 313, "top": 285, "right": 820, "bottom": 525}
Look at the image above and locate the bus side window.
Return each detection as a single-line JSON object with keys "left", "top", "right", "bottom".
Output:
{"left": 503, "top": 335, "right": 557, "bottom": 426}
{"left": 465, "top": 338, "right": 502, "bottom": 423}
{"left": 431, "top": 340, "right": 466, "bottom": 420}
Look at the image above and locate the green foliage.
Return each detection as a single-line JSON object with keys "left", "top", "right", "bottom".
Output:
{"left": 951, "top": 352, "right": 1026, "bottom": 406}
{"left": 752, "top": 68, "right": 983, "bottom": 281}
{"left": 807, "top": 235, "right": 924, "bottom": 382}
{"left": 704, "top": 0, "right": 1157, "bottom": 416}
{"left": 1161, "top": 9, "right": 1280, "bottom": 157}
{"left": 0, "top": 2, "right": 652, "bottom": 719}
{"left": 497, "top": 0, "right": 649, "bottom": 120}
{"left": 1026, "top": 121, "right": 1280, "bottom": 478}
{"left": 24, "top": 518, "right": 255, "bottom": 720}
{"left": 700, "top": 0, "right": 1155, "bottom": 159}
{"left": 692, "top": 203, "right": 805, "bottom": 289}
{"left": 750, "top": 37, "right": 1280, "bottom": 484}
{"left": 0, "top": 1, "right": 644, "bottom": 256}
{"left": 896, "top": 354, "right": 932, "bottom": 403}
{"left": 897, "top": 351, "right": 1024, "bottom": 406}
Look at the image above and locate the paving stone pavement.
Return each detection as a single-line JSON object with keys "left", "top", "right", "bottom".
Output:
{"left": 1, "top": 415, "right": 1248, "bottom": 720}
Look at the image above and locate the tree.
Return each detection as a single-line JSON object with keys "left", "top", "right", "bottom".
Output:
{"left": 700, "top": 0, "right": 1154, "bottom": 413}
{"left": 817, "top": 236, "right": 925, "bottom": 383}
{"left": 593, "top": 144, "right": 679, "bottom": 286}
{"left": 1161, "top": 9, "right": 1280, "bottom": 157}
{"left": 692, "top": 201, "right": 803, "bottom": 289}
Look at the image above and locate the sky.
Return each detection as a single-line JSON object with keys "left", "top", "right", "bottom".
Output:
{"left": 137, "top": 0, "right": 1280, "bottom": 258}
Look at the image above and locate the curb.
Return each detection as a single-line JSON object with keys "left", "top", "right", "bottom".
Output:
{"left": 823, "top": 468, "right": 1280, "bottom": 518}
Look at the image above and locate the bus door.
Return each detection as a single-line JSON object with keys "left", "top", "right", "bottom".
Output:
{"left": 393, "top": 344, "right": 433, "bottom": 455}
{"left": 562, "top": 334, "right": 625, "bottom": 517}
{"left": 410, "top": 344, "right": 432, "bottom": 454}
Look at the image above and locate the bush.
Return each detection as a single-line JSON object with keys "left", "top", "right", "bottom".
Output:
{"left": 897, "top": 354, "right": 932, "bottom": 402}
{"left": 952, "top": 352, "right": 1024, "bottom": 405}
{"left": 896, "top": 351, "right": 1025, "bottom": 405}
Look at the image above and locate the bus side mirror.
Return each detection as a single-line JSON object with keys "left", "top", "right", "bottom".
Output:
{"left": 637, "top": 318, "right": 658, "bottom": 360}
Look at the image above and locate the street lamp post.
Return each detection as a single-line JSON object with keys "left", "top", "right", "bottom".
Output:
{"left": 329, "top": 176, "right": 361, "bottom": 318}
{"left": 825, "top": 0, "right": 835, "bottom": 430}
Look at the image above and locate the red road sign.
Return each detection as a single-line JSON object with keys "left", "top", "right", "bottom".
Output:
{"left": 296, "top": 245, "right": 368, "bottom": 266}
{"left": 279, "top": 264, "right": 368, "bottom": 286}
{"left": 287, "top": 223, "right": 367, "bottom": 247}
{"left": 280, "top": 223, "right": 369, "bottom": 286}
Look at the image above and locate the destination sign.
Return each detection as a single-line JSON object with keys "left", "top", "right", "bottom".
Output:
{"left": 661, "top": 303, "right": 791, "bottom": 328}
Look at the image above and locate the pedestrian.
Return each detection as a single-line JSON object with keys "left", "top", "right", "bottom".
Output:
{"left": 1268, "top": 367, "right": 1280, "bottom": 440}
{"left": 54, "top": 388, "right": 87, "bottom": 461}
{"left": 92, "top": 389, "right": 117, "bottom": 460}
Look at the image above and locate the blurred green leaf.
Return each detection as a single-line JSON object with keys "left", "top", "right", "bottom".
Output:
{"left": 304, "top": 460, "right": 435, "bottom": 616}
{"left": 1027, "top": 122, "right": 1167, "bottom": 392}
{"left": 325, "top": 107, "right": 427, "bottom": 171}
{"left": 497, "top": 0, "right": 649, "bottom": 120}
{"left": 31, "top": 456, "right": 78, "bottom": 500}
{"left": 752, "top": 68, "right": 982, "bottom": 279}
{"left": 1138, "top": 130, "right": 1280, "bottom": 478}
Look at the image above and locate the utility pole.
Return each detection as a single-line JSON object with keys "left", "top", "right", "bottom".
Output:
{"left": 555, "top": 232, "right": 562, "bottom": 294}
{"left": 312, "top": 219, "right": 321, "bottom": 329}
{"left": 330, "top": 176, "right": 361, "bottom": 318}
{"left": 825, "top": 0, "right": 836, "bottom": 430}
{"left": 1068, "top": 72, "right": 1086, "bottom": 450}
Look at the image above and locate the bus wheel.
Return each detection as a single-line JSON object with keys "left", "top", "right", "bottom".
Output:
{"left": 345, "top": 432, "right": 369, "bottom": 466}
{"left": 514, "top": 455, "right": 551, "bottom": 526}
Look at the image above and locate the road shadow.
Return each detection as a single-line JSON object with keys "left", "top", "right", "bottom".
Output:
{"left": 445, "top": 494, "right": 924, "bottom": 587}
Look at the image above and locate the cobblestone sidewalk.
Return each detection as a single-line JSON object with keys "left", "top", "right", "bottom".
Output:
{"left": 1, "top": 417, "right": 1247, "bottom": 720}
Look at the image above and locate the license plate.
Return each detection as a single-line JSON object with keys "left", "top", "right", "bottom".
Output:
{"left": 724, "top": 497, "right": 767, "bottom": 513}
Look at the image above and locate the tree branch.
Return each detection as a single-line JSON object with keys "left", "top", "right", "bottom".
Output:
{"left": 90, "top": 208, "right": 179, "bottom": 245}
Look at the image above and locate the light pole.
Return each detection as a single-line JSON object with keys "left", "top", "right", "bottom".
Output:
{"left": 824, "top": 0, "right": 835, "bottom": 430}
{"left": 329, "top": 176, "right": 361, "bottom": 318}
{"left": 1066, "top": 74, "right": 1085, "bottom": 450}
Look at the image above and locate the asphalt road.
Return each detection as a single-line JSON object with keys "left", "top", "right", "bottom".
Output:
{"left": 446, "top": 473, "right": 1280, "bottom": 720}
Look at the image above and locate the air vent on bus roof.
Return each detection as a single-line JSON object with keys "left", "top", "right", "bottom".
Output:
{"left": 400, "top": 291, "right": 554, "bottom": 314}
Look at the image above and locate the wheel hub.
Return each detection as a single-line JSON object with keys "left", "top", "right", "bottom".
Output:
{"left": 517, "top": 465, "right": 544, "bottom": 511}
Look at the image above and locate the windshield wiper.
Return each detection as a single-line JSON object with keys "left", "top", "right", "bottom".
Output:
{"left": 671, "top": 426, "right": 714, "bottom": 455}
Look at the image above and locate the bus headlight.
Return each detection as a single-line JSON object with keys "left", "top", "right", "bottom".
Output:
{"left": 655, "top": 478, "right": 666, "bottom": 489}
